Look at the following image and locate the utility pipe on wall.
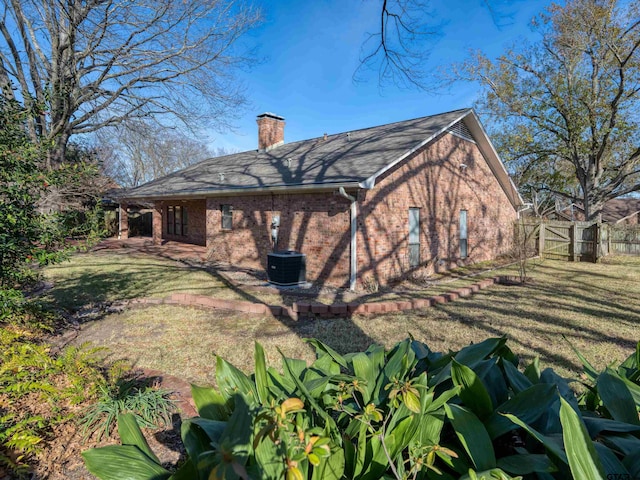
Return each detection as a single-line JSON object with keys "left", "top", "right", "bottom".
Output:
{"left": 118, "top": 203, "right": 122, "bottom": 239}
{"left": 338, "top": 187, "right": 357, "bottom": 291}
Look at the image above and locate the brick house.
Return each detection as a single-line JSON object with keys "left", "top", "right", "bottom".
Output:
{"left": 601, "top": 198, "right": 640, "bottom": 225}
{"left": 119, "top": 109, "right": 523, "bottom": 289}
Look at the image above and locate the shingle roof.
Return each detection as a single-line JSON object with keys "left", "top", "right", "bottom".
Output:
{"left": 121, "top": 108, "right": 522, "bottom": 209}
{"left": 123, "top": 109, "right": 471, "bottom": 197}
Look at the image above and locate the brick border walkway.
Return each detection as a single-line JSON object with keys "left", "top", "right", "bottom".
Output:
{"left": 127, "top": 275, "right": 518, "bottom": 321}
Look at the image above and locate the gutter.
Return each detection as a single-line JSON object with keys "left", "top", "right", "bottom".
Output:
{"left": 119, "top": 181, "right": 362, "bottom": 202}
{"left": 337, "top": 187, "right": 358, "bottom": 291}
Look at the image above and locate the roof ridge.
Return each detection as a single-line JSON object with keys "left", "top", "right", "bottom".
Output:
{"left": 211, "top": 107, "right": 473, "bottom": 158}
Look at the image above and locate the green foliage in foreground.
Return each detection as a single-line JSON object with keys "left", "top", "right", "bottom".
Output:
{"left": 80, "top": 376, "right": 175, "bottom": 441}
{"left": 0, "top": 328, "right": 105, "bottom": 475}
{"left": 83, "top": 337, "right": 640, "bottom": 480}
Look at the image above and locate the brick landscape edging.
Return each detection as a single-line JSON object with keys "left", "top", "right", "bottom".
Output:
{"left": 128, "top": 276, "right": 511, "bottom": 320}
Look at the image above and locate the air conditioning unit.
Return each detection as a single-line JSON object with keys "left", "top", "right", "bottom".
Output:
{"left": 267, "top": 251, "right": 306, "bottom": 286}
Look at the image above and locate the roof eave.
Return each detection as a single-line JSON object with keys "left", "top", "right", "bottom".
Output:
{"left": 464, "top": 110, "right": 524, "bottom": 210}
{"left": 118, "top": 181, "right": 362, "bottom": 202}
{"left": 359, "top": 109, "right": 523, "bottom": 210}
{"left": 361, "top": 108, "right": 472, "bottom": 189}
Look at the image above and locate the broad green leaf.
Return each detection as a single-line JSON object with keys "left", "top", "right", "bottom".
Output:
{"left": 82, "top": 445, "right": 171, "bottom": 480}
{"left": 190, "top": 384, "right": 230, "bottom": 421}
{"left": 117, "top": 413, "right": 160, "bottom": 464}
{"left": 564, "top": 336, "right": 598, "bottom": 382}
{"left": 502, "top": 360, "right": 533, "bottom": 394}
{"left": 618, "top": 373, "right": 640, "bottom": 407}
{"left": 304, "top": 376, "right": 332, "bottom": 398}
{"left": 460, "top": 467, "right": 522, "bottom": 480}
{"left": 311, "top": 352, "right": 341, "bottom": 376}
{"left": 381, "top": 338, "right": 416, "bottom": 390}
{"left": 497, "top": 454, "right": 557, "bottom": 474}
{"left": 598, "top": 370, "right": 640, "bottom": 424}
{"left": 583, "top": 417, "right": 640, "bottom": 436}
{"left": 254, "top": 342, "right": 270, "bottom": 405}
{"left": 351, "top": 352, "right": 375, "bottom": 403}
{"left": 253, "top": 422, "right": 286, "bottom": 479}
{"left": 415, "top": 412, "right": 445, "bottom": 445}
{"left": 451, "top": 359, "right": 494, "bottom": 419}
{"left": 311, "top": 446, "right": 344, "bottom": 480}
{"left": 280, "top": 353, "right": 336, "bottom": 430}
{"left": 425, "top": 385, "right": 461, "bottom": 414}
{"left": 477, "top": 360, "right": 509, "bottom": 407}
{"left": 218, "top": 395, "right": 253, "bottom": 467}
{"left": 445, "top": 403, "right": 496, "bottom": 471}
{"left": 500, "top": 413, "right": 567, "bottom": 465}
{"left": 486, "top": 384, "right": 556, "bottom": 439}
{"left": 267, "top": 366, "right": 296, "bottom": 396}
{"left": 559, "top": 396, "right": 606, "bottom": 480}
{"left": 622, "top": 448, "right": 640, "bottom": 479}
{"left": 180, "top": 417, "right": 226, "bottom": 461}
{"left": 602, "top": 434, "right": 640, "bottom": 455}
{"left": 216, "top": 356, "right": 257, "bottom": 404}
{"left": 593, "top": 443, "right": 630, "bottom": 478}
{"left": 455, "top": 337, "right": 506, "bottom": 368}
{"left": 523, "top": 356, "right": 541, "bottom": 383}
{"left": 305, "top": 338, "right": 348, "bottom": 369}
{"left": 168, "top": 458, "right": 198, "bottom": 480}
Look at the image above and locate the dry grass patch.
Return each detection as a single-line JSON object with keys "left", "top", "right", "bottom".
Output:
{"left": 57, "top": 256, "right": 639, "bottom": 387}
{"left": 44, "top": 251, "right": 246, "bottom": 311}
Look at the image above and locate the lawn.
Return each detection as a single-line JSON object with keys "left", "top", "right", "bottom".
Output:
{"left": 48, "top": 252, "right": 640, "bottom": 385}
{"left": 43, "top": 250, "right": 247, "bottom": 311}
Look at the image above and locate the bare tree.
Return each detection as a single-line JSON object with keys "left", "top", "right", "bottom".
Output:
{"left": 463, "top": 0, "right": 640, "bottom": 220}
{"left": 356, "top": 1, "right": 516, "bottom": 90}
{"left": 0, "top": 0, "right": 260, "bottom": 169}
{"left": 98, "top": 122, "right": 214, "bottom": 188}
{"left": 356, "top": 0, "right": 442, "bottom": 89}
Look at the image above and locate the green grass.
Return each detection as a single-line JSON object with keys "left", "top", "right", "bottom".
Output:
{"left": 43, "top": 251, "right": 246, "bottom": 311}
{"left": 55, "top": 255, "right": 640, "bottom": 386}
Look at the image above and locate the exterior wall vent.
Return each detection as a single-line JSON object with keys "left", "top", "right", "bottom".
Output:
{"left": 447, "top": 120, "right": 475, "bottom": 142}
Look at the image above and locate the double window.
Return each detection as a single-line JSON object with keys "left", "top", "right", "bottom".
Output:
{"left": 167, "top": 205, "right": 188, "bottom": 236}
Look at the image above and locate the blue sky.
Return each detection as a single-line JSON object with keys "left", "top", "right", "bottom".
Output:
{"left": 208, "top": 0, "right": 551, "bottom": 153}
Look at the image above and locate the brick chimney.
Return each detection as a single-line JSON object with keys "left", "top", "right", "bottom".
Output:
{"left": 257, "top": 113, "right": 285, "bottom": 151}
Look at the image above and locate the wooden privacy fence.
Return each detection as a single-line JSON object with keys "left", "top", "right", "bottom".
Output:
{"left": 520, "top": 221, "right": 606, "bottom": 262}
{"left": 520, "top": 220, "right": 640, "bottom": 261}
{"left": 609, "top": 224, "right": 640, "bottom": 255}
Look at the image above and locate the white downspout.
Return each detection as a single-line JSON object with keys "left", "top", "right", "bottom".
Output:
{"left": 118, "top": 203, "right": 122, "bottom": 239}
{"left": 338, "top": 187, "right": 357, "bottom": 291}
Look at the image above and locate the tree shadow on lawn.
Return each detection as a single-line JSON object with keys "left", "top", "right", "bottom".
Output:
{"left": 44, "top": 262, "right": 238, "bottom": 312}
{"left": 401, "top": 284, "right": 639, "bottom": 376}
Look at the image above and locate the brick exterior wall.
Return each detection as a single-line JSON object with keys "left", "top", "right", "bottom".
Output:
{"left": 205, "top": 194, "right": 351, "bottom": 286}
{"left": 356, "top": 132, "right": 516, "bottom": 286}
{"left": 149, "top": 132, "right": 516, "bottom": 288}
{"left": 156, "top": 199, "right": 207, "bottom": 246}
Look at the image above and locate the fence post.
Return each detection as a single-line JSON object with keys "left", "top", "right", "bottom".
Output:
{"left": 538, "top": 222, "right": 545, "bottom": 258}
{"left": 570, "top": 222, "right": 578, "bottom": 262}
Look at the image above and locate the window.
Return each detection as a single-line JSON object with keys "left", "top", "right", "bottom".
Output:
{"left": 408, "top": 208, "right": 420, "bottom": 267}
{"left": 167, "top": 205, "right": 188, "bottom": 236}
{"left": 460, "top": 210, "right": 468, "bottom": 259}
{"left": 221, "top": 204, "right": 233, "bottom": 230}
